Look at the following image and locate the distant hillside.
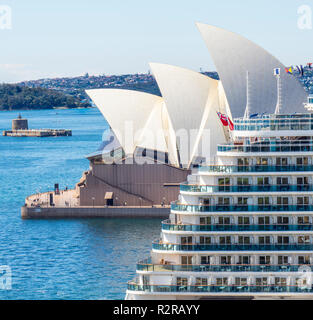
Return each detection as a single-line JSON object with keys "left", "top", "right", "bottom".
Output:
{"left": 0, "top": 84, "right": 90, "bottom": 111}
{"left": 4, "top": 68, "right": 311, "bottom": 111}
{"left": 18, "top": 71, "right": 220, "bottom": 102}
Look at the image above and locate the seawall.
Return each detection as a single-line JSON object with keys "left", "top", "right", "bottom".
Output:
{"left": 21, "top": 205, "right": 170, "bottom": 219}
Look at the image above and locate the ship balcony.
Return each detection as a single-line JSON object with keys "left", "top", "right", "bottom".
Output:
{"left": 217, "top": 141, "right": 313, "bottom": 153}
{"left": 180, "top": 184, "right": 313, "bottom": 194}
{"left": 136, "top": 259, "right": 313, "bottom": 273}
{"left": 198, "top": 164, "right": 313, "bottom": 174}
{"left": 127, "top": 282, "right": 313, "bottom": 294}
{"left": 152, "top": 241, "right": 313, "bottom": 252}
{"left": 161, "top": 220, "right": 313, "bottom": 232}
{"left": 171, "top": 202, "right": 313, "bottom": 213}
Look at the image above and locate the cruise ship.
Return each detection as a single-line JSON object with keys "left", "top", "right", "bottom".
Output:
{"left": 126, "top": 94, "right": 313, "bottom": 300}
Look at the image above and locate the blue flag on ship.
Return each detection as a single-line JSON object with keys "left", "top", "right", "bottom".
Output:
{"left": 296, "top": 65, "right": 304, "bottom": 77}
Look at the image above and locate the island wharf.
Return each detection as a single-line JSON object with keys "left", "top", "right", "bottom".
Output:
{"left": 2, "top": 114, "right": 72, "bottom": 137}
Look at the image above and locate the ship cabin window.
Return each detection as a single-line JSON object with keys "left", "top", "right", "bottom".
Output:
{"left": 237, "top": 158, "right": 249, "bottom": 166}
{"left": 297, "top": 157, "right": 309, "bottom": 166}
{"left": 195, "top": 278, "right": 208, "bottom": 286}
{"left": 256, "top": 157, "right": 269, "bottom": 166}
{"left": 238, "top": 236, "right": 251, "bottom": 244}
{"left": 142, "top": 275, "right": 149, "bottom": 285}
{"left": 220, "top": 256, "right": 231, "bottom": 265}
{"left": 238, "top": 197, "right": 248, "bottom": 205}
{"left": 276, "top": 157, "right": 288, "bottom": 166}
{"left": 200, "top": 217, "right": 211, "bottom": 225}
{"left": 200, "top": 198, "right": 211, "bottom": 205}
{"left": 218, "top": 197, "right": 230, "bottom": 206}
{"left": 218, "top": 177, "right": 230, "bottom": 185}
{"left": 275, "top": 278, "right": 287, "bottom": 286}
{"left": 218, "top": 217, "right": 231, "bottom": 225}
{"left": 256, "top": 278, "right": 268, "bottom": 286}
{"left": 277, "top": 236, "right": 290, "bottom": 244}
{"left": 237, "top": 177, "right": 249, "bottom": 185}
{"left": 259, "top": 236, "right": 271, "bottom": 244}
{"left": 277, "top": 216, "right": 289, "bottom": 224}
{"left": 258, "top": 197, "right": 270, "bottom": 206}
{"left": 200, "top": 236, "right": 212, "bottom": 244}
{"left": 219, "top": 236, "right": 231, "bottom": 244}
{"left": 258, "top": 216, "right": 270, "bottom": 225}
{"left": 181, "top": 256, "right": 193, "bottom": 265}
{"left": 276, "top": 177, "right": 289, "bottom": 185}
{"left": 297, "top": 177, "right": 309, "bottom": 185}
{"left": 238, "top": 216, "right": 250, "bottom": 225}
{"left": 298, "top": 236, "right": 310, "bottom": 244}
{"left": 298, "top": 216, "right": 310, "bottom": 224}
{"left": 257, "top": 177, "right": 270, "bottom": 185}
{"left": 216, "top": 278, "right": 228, "bottom": 285}
{"left": 278, "top": 256, "right": 289, "bottom": 265}
{"left": 218, "top": 178, "right": 230, "bottom": 191}
{"left": 235, "top": 278, "right": 248, "bottom": 286}
{"left": 277, "top": 197, "right": 289, "bottom": 205}
{"left": 200, "top": 256, "right": 211, "bottom": 265}
{"left": 297, "top": 197, "right": 309, "bottom": 206}
{"left": 259, "top": 256, "right": 271, "bottom": 265}
{"left": 238, "top": 256, "right": 250, "bottom": 264}
{"left": 298, "top": 256, "right": 311, "bottom": 264}
{"left": 181, "top": 236, "right": 193, "bottom": 245}
{"left": 176, "top": 277, "right": 188, "bottom": 287}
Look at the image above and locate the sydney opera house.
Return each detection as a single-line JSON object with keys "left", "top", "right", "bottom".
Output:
{"left": 23, "top": 23, "right": 309, "bottom": 215}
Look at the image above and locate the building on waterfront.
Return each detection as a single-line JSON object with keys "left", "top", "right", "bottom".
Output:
{"left": 23, "top": 23, "right": 309, "bottom": 217}
{"left": 3, "top": 114, "right": 72, "bottom": 137}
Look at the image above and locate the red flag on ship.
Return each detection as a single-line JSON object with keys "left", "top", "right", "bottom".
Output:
{"left": 228, "top": 117, "right": 234, "bottom": 131}
{"left": 217, "top": 112, "right": 234, "bottom": 131}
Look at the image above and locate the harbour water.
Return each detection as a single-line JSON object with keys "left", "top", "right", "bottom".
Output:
{"left": 0, "top": 108, "right": 161, "bottom": 300}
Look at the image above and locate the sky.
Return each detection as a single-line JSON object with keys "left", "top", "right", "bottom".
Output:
{"left": 0, "top": 0, "right": 312, "bottom": 82}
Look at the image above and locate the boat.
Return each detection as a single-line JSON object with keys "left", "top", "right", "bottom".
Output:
{"left": 126, "top": 110, "right": 313, "bottom": 300}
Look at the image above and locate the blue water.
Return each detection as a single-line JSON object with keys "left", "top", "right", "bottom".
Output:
{"left": 0, "top": 109, "right": 161, "bottom": 300}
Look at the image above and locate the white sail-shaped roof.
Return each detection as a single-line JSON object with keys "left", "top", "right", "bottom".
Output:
{"left": 197, "top": 23, "right": 308, "bottom": 117}
{"left": 86, "top": 89, "right": 163, "bottom": 155}
{"left": 136, "top": 100, "right": 179, "bottom": 166}
{"left": 189, "top": 81, "right": 228, "bottom": 167}
{"left": 150, "top": 63, "right": 226, "bottom": 166}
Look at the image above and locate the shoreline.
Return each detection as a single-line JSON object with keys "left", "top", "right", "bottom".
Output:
{"left": 0, "top": 106, "right": 96, "bottom": 112}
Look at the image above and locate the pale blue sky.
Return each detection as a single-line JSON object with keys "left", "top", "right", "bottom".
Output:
{"left": 0, "top": 0, "right": 312, "bottom": 82}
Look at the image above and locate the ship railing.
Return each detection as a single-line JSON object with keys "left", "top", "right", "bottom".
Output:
{"left": 197, "top": 165, "right": 313, "bottom": 173}
{"left": 161, "top": 220, "right": 313, "bottom": 232}
{"left": 136, "top": 260, "right": 313, "bottom": 273}
{"left": 127, "top": 283, "right": 313, "bottom": 293}
{"left": 217, "top": 143, "right": 313, "bottom": 153}
{"left": 171, "top": 202, "right": 313, "bottom": 213}
{"left": 180, "top": 184, "right": 313, "bottom": 193}
{"left": 152, "top": 241, "right": 313, "bottom": 251}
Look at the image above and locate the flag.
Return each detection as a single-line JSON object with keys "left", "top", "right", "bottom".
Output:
{"left": 285, "top": 67, "right": 293, "bottom": 74}
{"left": 217, "top": 112, "right": 228, "bottom": 126}
{"left": 217, "top": 112, "right": 234, "bottom": 131}
{"left": 273, "top": 68, "right": 280, "bottom": 76}
{"left": 228, "top": 117, "right": 234, "bottom": 131}
{"left": 296, "top": 65, "right": 304, "bottom": 77}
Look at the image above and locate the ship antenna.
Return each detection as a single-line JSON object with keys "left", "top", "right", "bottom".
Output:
{"left": 274, "top": 68, "right": 282, "bottom": 114}
{"left": 244, "top": 71, "right": 251, "bottom": 119}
